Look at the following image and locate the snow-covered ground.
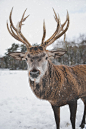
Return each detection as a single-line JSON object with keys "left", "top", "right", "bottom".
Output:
{"left": 0, "top": 70, "right": 85, "bottom": 129}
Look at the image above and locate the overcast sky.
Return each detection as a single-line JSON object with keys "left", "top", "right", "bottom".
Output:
{"left": 0, "top": 0, "right": 86, "bottom": 56}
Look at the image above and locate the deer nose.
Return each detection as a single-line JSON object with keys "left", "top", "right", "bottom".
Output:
{"left": 30, "top": 69, "right": 40, "bottom": 78}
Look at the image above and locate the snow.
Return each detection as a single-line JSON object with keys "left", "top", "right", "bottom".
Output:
{"left": 0, "top": 70, "right": 85, "bottom": 129}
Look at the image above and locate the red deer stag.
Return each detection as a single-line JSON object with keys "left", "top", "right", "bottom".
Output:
{"left": 7, "top": 8, "right": 86, "bottom": 129}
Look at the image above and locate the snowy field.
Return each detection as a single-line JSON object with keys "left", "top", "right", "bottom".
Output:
{"left": 0, "top": 70, "right": 85, "bottom": 129}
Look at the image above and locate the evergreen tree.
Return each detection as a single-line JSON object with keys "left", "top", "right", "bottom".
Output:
{"left": 0, "top": 35, "right": 86, "bottom": 70}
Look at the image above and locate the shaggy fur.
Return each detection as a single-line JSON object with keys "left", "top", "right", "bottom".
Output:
{"left": 30, "top": 60, "right": 86, "bottom": 107}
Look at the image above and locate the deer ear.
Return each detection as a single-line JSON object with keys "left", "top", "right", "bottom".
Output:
{"left": 8, "top": 52, "right": 26, "bottom": 61}
{"left": 46, "top": 50, "right": 66, "bottom": 59}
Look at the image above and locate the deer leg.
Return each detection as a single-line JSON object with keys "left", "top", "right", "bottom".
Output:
{"left": 80, "top": 99, "right": 86, "bottom": 128}
{"left": 51, "top": 105, "right": 60, "bottom": 129}
{"left": 68, "top": 100, "right": 77, "bottom": 129}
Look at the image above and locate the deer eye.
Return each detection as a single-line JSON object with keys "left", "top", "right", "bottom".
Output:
{"left": 38, "top": 58, "right": 41, "bottom": 62}
{"left": 26, "top": 58, "right": 27, "bottom": 61}
{"left": 31, "top": 59, "right": 33, "bottom": 62}
{"left": 27, "top": 54, "right": 30, "bottom": 58}
{"left": 46, "top": 57, "right": 48, "bottom": 60}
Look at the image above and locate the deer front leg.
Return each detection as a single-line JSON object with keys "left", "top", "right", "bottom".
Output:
{"left": 80, "top": 98, "right": 86, "bottom": 128}
{"left": 68, "top": 100, "right": 77, "bottom": 129}
{"left": 51, "top": 105, "right": 60, "bottom": 129}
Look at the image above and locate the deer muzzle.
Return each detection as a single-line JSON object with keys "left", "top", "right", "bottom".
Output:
{"left": 30, "top": 69, "right": 40, "bottom": 78}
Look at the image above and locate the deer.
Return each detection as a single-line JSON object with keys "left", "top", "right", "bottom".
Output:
{"left": 7, "top": 7, "right": 86, "bottom": 129}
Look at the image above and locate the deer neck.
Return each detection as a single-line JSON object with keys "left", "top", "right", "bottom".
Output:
{"left": 29, "top": 60, "right": 62, "bottom": 99}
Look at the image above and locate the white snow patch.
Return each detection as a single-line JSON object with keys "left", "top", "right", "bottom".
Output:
{"left": 0, "top": 70, "right": 84, "bottom": 129}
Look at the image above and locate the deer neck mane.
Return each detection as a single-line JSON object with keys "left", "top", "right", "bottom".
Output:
{"left": 29, "top": 60, "right": 62, "bottom": 99}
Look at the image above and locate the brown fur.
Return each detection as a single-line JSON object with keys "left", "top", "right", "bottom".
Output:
{"left": 28, "top": 46, "right": 44, "bottom": 54}
{"left": 29, "top": 60, "right": 86, "bottom": 107}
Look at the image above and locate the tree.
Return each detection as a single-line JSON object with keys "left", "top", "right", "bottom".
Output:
{"left": 0, "top": 35, "right": 86, "bottom": 70}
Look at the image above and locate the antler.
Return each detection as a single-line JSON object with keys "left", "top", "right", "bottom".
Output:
{"left": 41, "top": 20, "right": 46, "bottom": 45}
{"left": 41, "top": 8, "right": 69, "bottom": 48}
{"left": 7, "top": 7, "right": 32, "bottom": 49}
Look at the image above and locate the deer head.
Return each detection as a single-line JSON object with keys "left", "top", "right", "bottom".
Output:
{"left": 7, "top": 8, "right": 69, "bottom": 82}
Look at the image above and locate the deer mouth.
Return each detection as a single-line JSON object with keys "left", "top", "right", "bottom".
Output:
{"left": 30, "top": 69, "right": 40, "bottom": 78}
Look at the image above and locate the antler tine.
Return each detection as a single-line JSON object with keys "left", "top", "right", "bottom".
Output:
{"left": 16, "top": 9, "right": 31, "bottom": 47}
{"left": 61, "top": 10, "right": 69, "bottom": 29}
{"left": 63, "top": 11, "right": 69, "bottom": 42}
{"left": 7, "top": 21, "right": 30, "bottom": 48}
{"left": 10, "top": 23, "right": 21, "bottom": 41}
{"left": 53, "top": 8, "right": 60, "bottom": 24}
{"left": 21, "top": 8, "right": 27, "bottom": 21}
{"left": 7, "top": 21, "right": 19, "bottom": 40}
{"left": 41, "top": 8, "right": 60, "bottom": 47}
{"left": 41, "top": 10, "right": 70, "bottom": 48}
{"left": 19, "top": 8, "right": 29, "bottom": 30}
{"left": 9, "top": 7, "right": 17, "bottom": 32}
{"left": 41, "top": 20, "right": 46, "bottom": 45}
{"left": 10, "top": 23, "right": 30, "bottom": 47}
{"left": 7, "top": 7, "right": 32, "bottom": 49}
{"left": 22, "top": 10, "right": 30, "bottom": 22}
{"left": 7, "top": 20, "right": 20, "bottom": 41}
